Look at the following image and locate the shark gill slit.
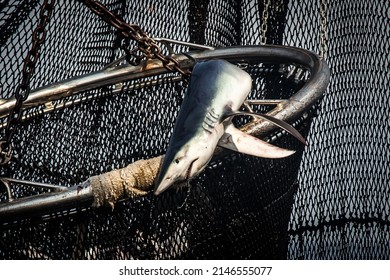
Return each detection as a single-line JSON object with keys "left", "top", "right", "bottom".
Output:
{"left": 202, "top": 110, "right": 220, "bottom": 133}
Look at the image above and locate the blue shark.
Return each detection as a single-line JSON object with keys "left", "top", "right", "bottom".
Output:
{"left": 154, "top": 59, "right": 306, "bottom": 195}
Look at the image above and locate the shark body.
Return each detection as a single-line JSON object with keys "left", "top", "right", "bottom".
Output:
{"left": 154, "top": 60, "right": 305, "bottom": 195}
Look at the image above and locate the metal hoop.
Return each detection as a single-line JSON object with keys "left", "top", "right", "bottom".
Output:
{"left": 0, "top": 45, "right": 330, "bottom": 221}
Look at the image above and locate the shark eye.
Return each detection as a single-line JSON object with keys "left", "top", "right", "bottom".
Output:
{"left": 174, "top": 155, "right": 184, "bottom": 164}
{"left": 174, "top": 156, "right": 184, "bottom": 164}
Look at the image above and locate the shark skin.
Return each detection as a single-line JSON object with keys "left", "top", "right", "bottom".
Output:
{"left": 154, "top": 60, "right": 303, "bottom": 195}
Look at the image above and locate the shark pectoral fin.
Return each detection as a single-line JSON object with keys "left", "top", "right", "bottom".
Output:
{"left": 223, "top": 111, "right": 307, "bottom": 145}
{"left": 218, "top": 125, "right": 296, "bottom": 158}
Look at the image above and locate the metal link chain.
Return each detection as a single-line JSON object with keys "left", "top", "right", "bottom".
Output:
{"left": 80, "top": 0, "right": 191, "bottom": 77}
{"left": 319, "top": 0, "right": 328, "bottom": 60}
{"left": 0, "top": 0, "right": 55, "bottom": 165}
{"left": 260, "top": 0, "right": 270, "bottom": 45}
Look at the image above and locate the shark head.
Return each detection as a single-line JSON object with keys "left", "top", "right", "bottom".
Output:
{"left": 154, "top": 122, "right": 224, "bottom": 195}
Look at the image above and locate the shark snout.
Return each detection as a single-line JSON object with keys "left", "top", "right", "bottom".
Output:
{"left": 154, "top": 176, "right": 175, "bottom": 196}
{"left": 154, "top": 155, "right": 201, "bottom": 195}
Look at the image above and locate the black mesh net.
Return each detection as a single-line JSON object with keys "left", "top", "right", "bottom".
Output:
{"left": 0, "top": 0, "right": 388, "bottom": 260}
{"left": 286, "top": 0, "right": 389, "bottom": 259}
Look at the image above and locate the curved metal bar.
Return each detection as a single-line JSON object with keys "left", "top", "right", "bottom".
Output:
{"left": 0, "top": 45, "right": 330, "bottom": 221}
{"left": 0, "top": 45, "right": 329, "bottom": 121}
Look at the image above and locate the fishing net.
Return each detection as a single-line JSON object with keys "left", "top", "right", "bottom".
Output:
{"left": 0, "top": 0, "right": 388, "bottom": 260}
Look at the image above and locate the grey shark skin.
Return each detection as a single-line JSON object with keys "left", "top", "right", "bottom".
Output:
{"left": 154, "top": 60, "right": 302, "bottom": 195}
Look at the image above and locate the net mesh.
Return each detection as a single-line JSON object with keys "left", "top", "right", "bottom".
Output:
{"left": 0, "top": 0, "right": 388, "bottom": 260}
{"left": 286, "top": 0, "right": 390, "bottom": 259}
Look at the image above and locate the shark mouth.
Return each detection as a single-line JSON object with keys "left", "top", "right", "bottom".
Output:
{"left": 185, "top": 158, "right": 198, "bottom": 181}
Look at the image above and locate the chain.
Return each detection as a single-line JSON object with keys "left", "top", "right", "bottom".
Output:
{"left": 0, "top": 0, "right": 55, "bottom": 165}
{"left": 260, "top": 0, "right": 270, "bottom": 45}
{"left": 80, "top": 0, "right": 191, "bottom": 77}
{"left": 319, "top": 0, "right": 328, "bottom": 60}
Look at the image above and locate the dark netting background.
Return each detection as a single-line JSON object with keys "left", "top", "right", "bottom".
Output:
{"left": 0, "top": 0, "right": 388, "bottom": 259}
